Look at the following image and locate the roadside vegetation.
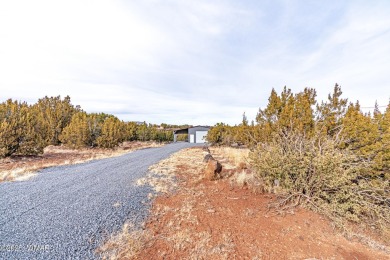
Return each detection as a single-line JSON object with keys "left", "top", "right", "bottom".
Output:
{"left": 95, "top": 84, "right": 389, "bottom": 258}
{"left": 0, "top": 95, "right": 191, "bottom": 182}
{"left": 207, "top": 84, "right": 390, "bottom": 242}
{"left": 99, "top": 147, "right": 389, "bottom": 259}
{"left": 0, "top": 95, "right": 187, "bottom": 158}
{"left": 0, "top": 141, "right": 163, "bottom": 182}
{"left": 175, "top": 133, "right": 188, "bottom": 142}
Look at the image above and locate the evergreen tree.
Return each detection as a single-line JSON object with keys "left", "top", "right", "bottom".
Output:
{"left": 341, "top": 102, "right": 381, "bottom": 178}
{"left": 87, "top": 113, "right": 112, "bottom": 147}
{"left": 206, "top": 123, "right": 232, "bottom": 145}
{"left": 256, "top": 87, "right": 316, "bottom": 139}
{"left": 33, "top": 96, "right": 79, "bottom": 145}
{"left": 60, "top": 112, "right": 91, "bottom": 148}
{"left": 316, "top": 84, "right": 348, "bottom": 136}
{"left": 0, "top": 99, "right": 45, "bottom": 157}
{"left": 290, "top": 87, "right": 316, "bottom": 135}
{"left": 256, "top": 88, "right": 282, "bottom": 125}
{"left": 136, "top": 122, "right": 149, "bottom": 141}
{"left": 242, "top": 112, "right": 248, "bottom": 126}
{"left": 379, "top": 103, "right": 390, "bottom": 179}
{"left": 125, "top": 122, "right": 138, "bottom": 141}
{"left": 18, "top": 106, "right": 46, "bottom": 155}
{"left": 96, "top": 117, "right": 125, "bottom": 148}
{"left": 256, "top": 88, "right": 283, "bottom": 142}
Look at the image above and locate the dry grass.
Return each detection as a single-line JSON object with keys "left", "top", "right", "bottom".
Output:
{"left": 211, "top": 146, "right": 249, "bottom": 169}
{"left": 97, "top": 146, "right": 390, "bottom": 259}
{"left": 155, "top": 191, "right": 236, "bottom": 260}
{"left": 139, "top": 147, "right": 239, "bottom": 259}
{"left": 0, "top": 164, "right": 52, "bottom": 182}
{"left": 233, "top": 170, "right": 255, "bottom": 187}
{"left": 98, "top": 147, "right": 209, "bottom": 259}
{"left": 209, "top": 146, "right": 266, "bottom": 192}
{"left": 96, "top": 222, "right": 152, "bottom": 260}
{"left": 136, "top": 147, "right": 207, "bottom": 196}
{"left": 0, "top": 141, "right": 164, "bottom": 183}
{"left": 97, "top": 147, "right": 259, "bottom": 259}
{"left": 187, "top": 231, "right": 236, "bottom": 260}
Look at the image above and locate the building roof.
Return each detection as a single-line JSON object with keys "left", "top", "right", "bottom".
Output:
{"left": 191, "top": 125, "right": 211, "bottom": 128}
{"left": 173, "top": 125, "right": 210, "bottom": 134}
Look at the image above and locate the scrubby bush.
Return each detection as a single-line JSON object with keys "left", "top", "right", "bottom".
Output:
{"left": 33, "top": 95, "right": 79, "bottom": 145}
{"left": 176, "top": 134, "right": 188, "bottom": 142}
{"left": 125, "top": 122, "right": 138, "bottom": 141}
{"left": 251, "top": 130, "right": 389, "bottom": 233}
{"left": 60, "top": 112, "right": 91, "bottom": 149}
{"left": 96, "top": 117, "right": 126, "bottom": 148}
{"left": 0, "top": 95, "right": 179, "bottom": 157}
{"left": 380, "top": 105, "right": 390, "bottom": 178}
{"left": 59, "top": 113, "right": 175, "bottom": 149}
{"left": 251, "top": 132, "right": 346, "bottom": 194}
{"left": 205, "top": 84, "right": 390, "bottom": 237}
{"left": 0, "top": 99, "right": 45, "bottom": 157}
{"left": 153, "top": 130, "right": 174, "bottom": 143}
{"left": 136, "top": 122, "right": 150, "bottom": 141}
{"left": 207, "top": 123, "right": 235, "bottom": 145}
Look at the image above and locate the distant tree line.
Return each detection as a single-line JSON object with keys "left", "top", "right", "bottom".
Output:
{"left": 207, "top": 84, "right": 390, "bottom": 234}
{"left": 0, "top": 96, "right": 177, "bottom": 157}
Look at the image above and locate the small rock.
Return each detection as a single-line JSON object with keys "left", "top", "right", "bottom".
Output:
{"left": 203, "top": 153, "right": 214, "bottom": 163}
{"left": 204, "top": 159, "right": 222, "bottom": 180}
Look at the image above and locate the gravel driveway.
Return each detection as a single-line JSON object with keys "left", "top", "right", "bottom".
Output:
{"left": 0, "top": 142, "right": 195, "bottom": 259}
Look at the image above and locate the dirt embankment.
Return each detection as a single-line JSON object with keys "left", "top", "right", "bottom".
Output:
{"left": 100, "top": 147, "right": 390, "bottom": 259}
{"left": 0, "top": 141, "right": 164, "bottom": 182}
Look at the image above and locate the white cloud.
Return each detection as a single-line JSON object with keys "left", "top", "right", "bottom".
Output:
{"left": 239, "top": 1, "right": 390, "bottom": 111}
{"left": 0, "top": 0, "right": 169, "bottom": 89}
{"left": 1, "top": 0, "right": 389, "bottom": 125}
{"left": 296, "top": 2, "right": 390, "bottom": 107}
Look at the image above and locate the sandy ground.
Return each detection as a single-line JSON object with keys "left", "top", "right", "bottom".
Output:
{"left": 100, "top": 146, "right": 390, "bottom": 260}
{"left": 0, "top": 141, "right": 164, "bottom": 182}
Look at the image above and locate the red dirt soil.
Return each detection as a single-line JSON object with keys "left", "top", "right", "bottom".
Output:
{"left": 136, "top": 148, "right": 389, "bottom": 260}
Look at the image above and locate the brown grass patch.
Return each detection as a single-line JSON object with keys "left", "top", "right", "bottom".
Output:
{"left": 210, "top": 146, "right": 249, "bottom": 169}
{"left": 96, "top": 222, "right": 152, "bottom": 260}
{"left": 211, "top": 147, "right": 265, "bottom": 193}
{"left": 0, "top": 141, "right": 164, "bottom": 182}
{"left": 135, "top": 147, "right": 207, "bottom": 196}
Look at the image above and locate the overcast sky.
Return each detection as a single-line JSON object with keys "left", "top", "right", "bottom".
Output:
{"left": 1, "top": 0, "right": 389, "bottom": 125}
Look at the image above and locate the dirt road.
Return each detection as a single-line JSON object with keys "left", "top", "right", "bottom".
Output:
{"left": 0, "top": 143, "right": 194, "bottom": 259}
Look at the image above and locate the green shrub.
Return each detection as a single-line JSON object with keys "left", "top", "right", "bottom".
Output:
{"left": 153, "top": 130, "right": 173, "bottom": 143}
{"left": 0, "top": 99, "right": 45, "bottom": 157}
{"left": 60, "top": 112, "right": 91, "bottom": 149}
{"left": 176, "top": 134, "right": 188, "bottom": 142}
{"left": 207, "top": 123, "right": 235, "bottom": 145}
{"left": 96, "top": 117, "right": 125, "bottom": 148}
{"left": 33, "top": 95, "right": 78, "bottom": 145}
{"left": 125, "top": 122, "right": 138, "bottom": 141}
{"left": 250, "top": 130, "right": 390, "bottom": 233}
